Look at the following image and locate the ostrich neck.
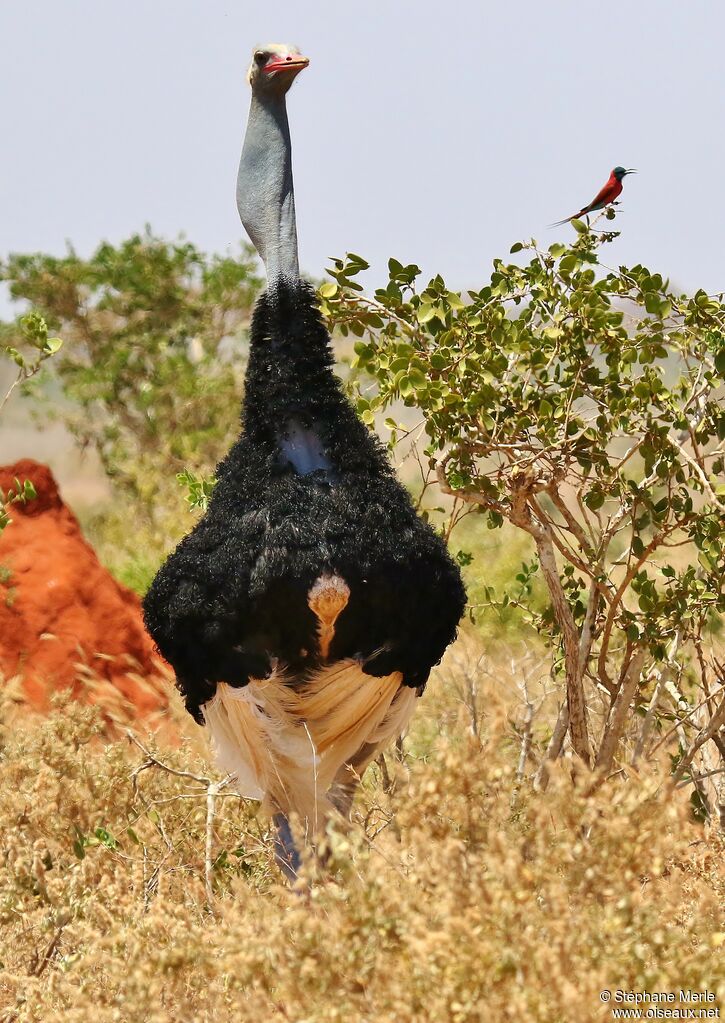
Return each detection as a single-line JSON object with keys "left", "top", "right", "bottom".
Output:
{"left": 237, "top": 91, "right": 300, "bottom": 285}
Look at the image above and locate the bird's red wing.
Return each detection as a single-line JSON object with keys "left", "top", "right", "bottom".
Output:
{"left": 582, "top": 177, "right": 623, "bottom": 215}
{"left": 551, "top": 175, "right": 623, "bottom": 227}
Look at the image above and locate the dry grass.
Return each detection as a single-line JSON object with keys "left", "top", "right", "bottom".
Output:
{"left": 0, "top": 646, "right": 723, "bottom": 1023}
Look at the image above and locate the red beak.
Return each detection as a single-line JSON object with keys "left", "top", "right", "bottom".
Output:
{"left": 264, "top": 55, "right": 309, "bottom": 75}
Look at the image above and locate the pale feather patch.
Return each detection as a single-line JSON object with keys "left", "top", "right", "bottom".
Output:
{"left": 202, "top": 660, "right": 416, "bottom": 833}
{"left": 202, "top": 667, "right": 314, "bottom": 806}
{"left": 307, "top": 574, "right": 350, "bottom": 659}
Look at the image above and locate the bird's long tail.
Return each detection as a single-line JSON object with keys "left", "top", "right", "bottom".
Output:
{"left": 549, "top": 208, "right": 586, "bottom": 228}
{"left": 550, "top": 199, "right": 610, "bottom": 228}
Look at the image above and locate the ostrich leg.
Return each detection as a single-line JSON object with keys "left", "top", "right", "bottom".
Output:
{"left": 273, "top": 813, "right": 302, "bottom": 881}
{"left": 328, "top": 741, "right": 381, "bottom": 818}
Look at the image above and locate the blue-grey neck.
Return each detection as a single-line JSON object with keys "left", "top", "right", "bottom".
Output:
{"left": 236, "top": 92, "right": 300, "bottom": 286}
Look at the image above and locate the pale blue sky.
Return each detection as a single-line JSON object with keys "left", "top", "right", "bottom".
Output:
{"left": 1, "top": 1, "right": 723, "bottom": 303}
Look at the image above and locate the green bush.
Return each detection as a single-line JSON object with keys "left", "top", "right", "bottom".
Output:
{"left": 1, "top": 312, "right": 61, "bottom": 532}
{"left": 1, "top": 231, "right": 261, "bottom": 547}
{"left": 320, "top": 216, "right": 725, "bottom": 799}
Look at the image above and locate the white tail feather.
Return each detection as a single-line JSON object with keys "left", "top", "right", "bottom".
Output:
{"left": 202, "top": 660, "right": 416, "bottom": 831}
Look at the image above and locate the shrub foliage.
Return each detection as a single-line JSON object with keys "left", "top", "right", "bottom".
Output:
{"left": 321, "top": 218, "right": 725, "bottom": 802}
{"left": 1, "top": 232, "right": 260, "bottom": 515}
{"left": 1, "top": 312, "right": 61, "bottom": 532}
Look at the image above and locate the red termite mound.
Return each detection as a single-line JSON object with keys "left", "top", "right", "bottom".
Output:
{"left": 0, "top": 459, "right": 170, "bottom": 722}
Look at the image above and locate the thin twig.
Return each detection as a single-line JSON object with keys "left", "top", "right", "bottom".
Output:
{"left": 126, "top": 729, "right": 232, "bottom": 908}
{"left": 516, "top": 701, "right": 535, "bottom": 783}
{"left": 632, "top": 631, "right": 682, "bottom": 766}
{"left": 670, "top": 694, "right": 725, "bottom": 788}
{"left": 649, "top": 683, "right": 725, "bottom": 757}
{"left": 205, "top": 780, "right": 230, "bottom": 907}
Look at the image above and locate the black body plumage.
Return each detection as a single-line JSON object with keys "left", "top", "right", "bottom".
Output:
{"left": 143, "top": 280, "right": 466, "bottom": 723}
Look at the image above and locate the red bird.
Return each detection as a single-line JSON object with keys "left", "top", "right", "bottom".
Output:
{"left": 552, "top": 166, "right": 636, "bottom": 227}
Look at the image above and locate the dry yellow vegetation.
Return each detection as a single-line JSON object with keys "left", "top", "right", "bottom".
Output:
{"left": 0, "top": 648, "right": 723, "bottom": 1023}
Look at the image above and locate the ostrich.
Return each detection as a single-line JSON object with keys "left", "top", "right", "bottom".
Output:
{"left": 143, "top": 43, "right": 466, "bottom": 879}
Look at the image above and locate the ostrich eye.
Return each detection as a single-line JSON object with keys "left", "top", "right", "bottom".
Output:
{"left": 255, "top": 51, "right": 268, "bottom": 64}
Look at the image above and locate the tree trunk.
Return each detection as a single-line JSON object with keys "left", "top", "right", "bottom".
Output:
{"left": 536, "top": 534, "right": 591, "bottom": 767}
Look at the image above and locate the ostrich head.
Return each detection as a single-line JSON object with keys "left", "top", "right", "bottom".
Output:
{"left": 247, "top": 44, "right": 309, "bottom": 96}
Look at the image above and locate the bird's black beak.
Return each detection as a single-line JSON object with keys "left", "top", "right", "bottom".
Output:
{"left": 625, "top": 168, "right": 637, "bottom": 175}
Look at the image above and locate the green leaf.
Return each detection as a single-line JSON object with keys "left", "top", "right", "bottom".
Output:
{"left": 43, "top": 336, "right": 63, "bottom": 355}
{"left": 584, "top": 489, "right": 605, "bottom": 511}
{"left": 318, "top": 281, "right": 338, "bottom": 299}
{"left": 625, "top": 531, "right": 646, "bottom": 556}
{"left": 6, "top": 347, "right": 25, "bottom": 368}
{"left": 345, "top": 253, "right": 369, "bottom": 274}
{"left": 94, "top": 826, "right": 119, "bottom": 850}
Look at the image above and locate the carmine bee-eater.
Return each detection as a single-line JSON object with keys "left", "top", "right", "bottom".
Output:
{"left": 552, "top": 166, "right": 636, "bottom": 227}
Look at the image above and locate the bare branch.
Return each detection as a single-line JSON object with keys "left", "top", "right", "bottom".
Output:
{"left": 546, "top": 483, "right": 594, "bottom": 556}
{"left": 632, "top": 631, "right": 682, "bottom": 766}
{"left": 535, "top": 531, "right": 590, "bottom": 766}
{"left": 595, "top": 647, "right": 647, "bottom": 774}
{"left": 126, "top": 729, "right": 232, "bottom": 908}
{"left": 670, "top": 694, "right": 725, "bottom": 788}
{"left": 534, "top": 702, "right": 569, "bottom": 792}
{"left": 516, "top": 700, "right": 535, "bottom": 784}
